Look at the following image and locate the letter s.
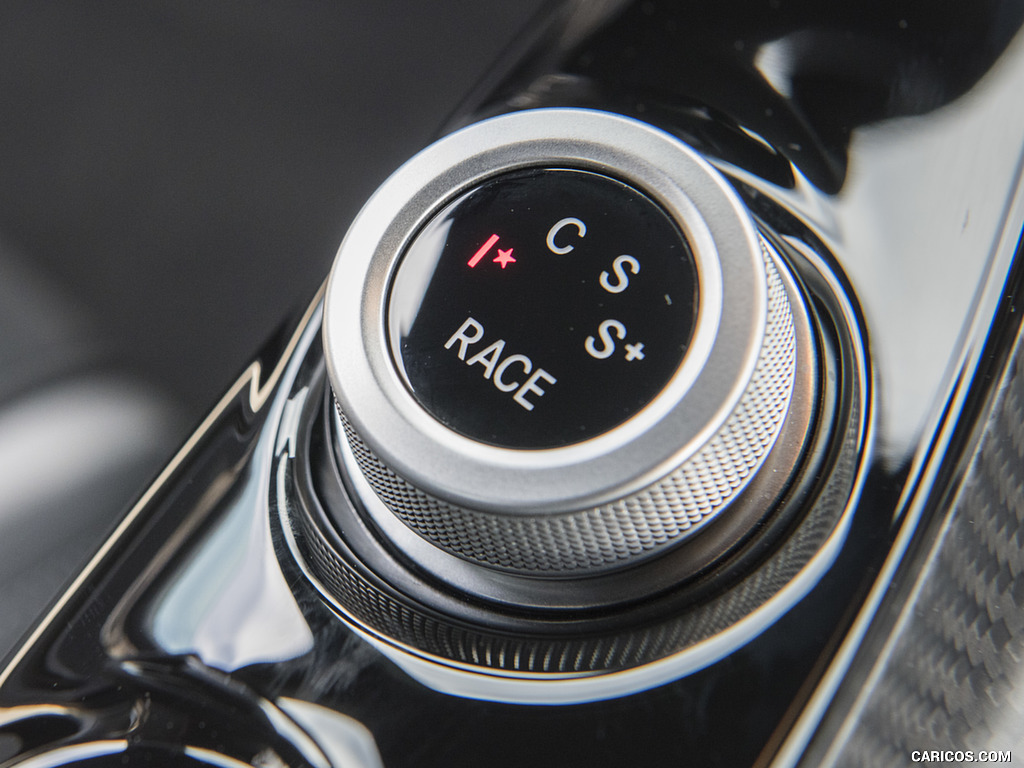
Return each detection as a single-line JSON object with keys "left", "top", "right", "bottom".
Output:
{"left": 599, "top": 255, "right": 640, "bottom": 294}
{"left": 585, "top": 319, "right": 627, "bottom": 360}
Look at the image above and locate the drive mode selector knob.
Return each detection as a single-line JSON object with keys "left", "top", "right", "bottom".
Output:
{"left": 391, "top": 168, "right": 700, "bottom": 448}
{"left": 323, "top": 109, "right": 815, "bottom": 581}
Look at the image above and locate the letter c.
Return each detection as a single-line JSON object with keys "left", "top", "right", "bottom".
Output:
{"left": 494, "top": 354, "right": 533, "bottom": 392}
{"left": 546, "top": 217, "right": 586, "bottom": 254}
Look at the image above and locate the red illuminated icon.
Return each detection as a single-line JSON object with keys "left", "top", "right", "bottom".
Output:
{"left": 467, "top": 234, "right": 516, "bottom": 269}
{"left": 468, "top": 234, "right": 500, "bottom": 267}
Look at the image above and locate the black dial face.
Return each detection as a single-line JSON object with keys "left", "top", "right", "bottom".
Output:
{"left": 388, "top": 168, "right": 700, "bottom": 449}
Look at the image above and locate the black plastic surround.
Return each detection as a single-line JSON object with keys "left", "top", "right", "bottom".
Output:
{"left": 5, "top": 3, "right": 1024, "bottom": 767}
{"left": 388, "top": 167, "right": 699, "bottom": 449}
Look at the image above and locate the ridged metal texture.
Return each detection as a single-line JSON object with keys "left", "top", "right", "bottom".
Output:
{"left": 831, "top": 322, "right": 1024, "bottom": 767}
{"left": 341, "top": 250, "right": 797, "bottom": 575}
{"left": 287, "top": 389, "right": 859, "bottom": 674}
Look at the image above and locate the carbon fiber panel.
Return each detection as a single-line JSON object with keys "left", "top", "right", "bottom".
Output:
{"left": 831, "top": 322, "right": 1024, "bottom": 766}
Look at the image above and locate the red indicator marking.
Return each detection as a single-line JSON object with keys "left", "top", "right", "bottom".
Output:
{"left": 493, "top": 248, "right": 516, "bottom": 268}
{"left": 468, "top": 234, "right": 500, "bottom": 267}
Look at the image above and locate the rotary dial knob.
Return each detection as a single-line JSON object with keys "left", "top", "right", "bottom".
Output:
{"left": 323, "top": 109, "right": 814, "bottom": 579}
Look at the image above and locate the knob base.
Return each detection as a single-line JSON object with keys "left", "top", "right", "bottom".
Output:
{"left": 277, "top": 243, "right": 861, "bottom": 683}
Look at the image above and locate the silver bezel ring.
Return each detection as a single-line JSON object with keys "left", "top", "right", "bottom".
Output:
{"left": 323, "top": 108, "right": 766, "bottom": 515}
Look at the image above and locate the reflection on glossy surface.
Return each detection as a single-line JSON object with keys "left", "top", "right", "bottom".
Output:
{"left": 9, "top": 741, "right": 129, "bottom": 768}
{"left": 0, "top": 297, "right": 385, "bottom": 767}
{"left": 2, "top": 1, "right": 1024, "bottom": 766}
{"left": 473, "top": 0, "right": 1024, "bottom": 470}
{"left": 150, "top": 442, "right": 314, "bottom": 671}
{"left": 0, "top": 375, "right": 179, "bottom": 658}
{"left": 764, "top": 55, "right": 1024, "bottom": 464}
{"left": 277, "top": 698, "right": 384, "bottom": 768}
